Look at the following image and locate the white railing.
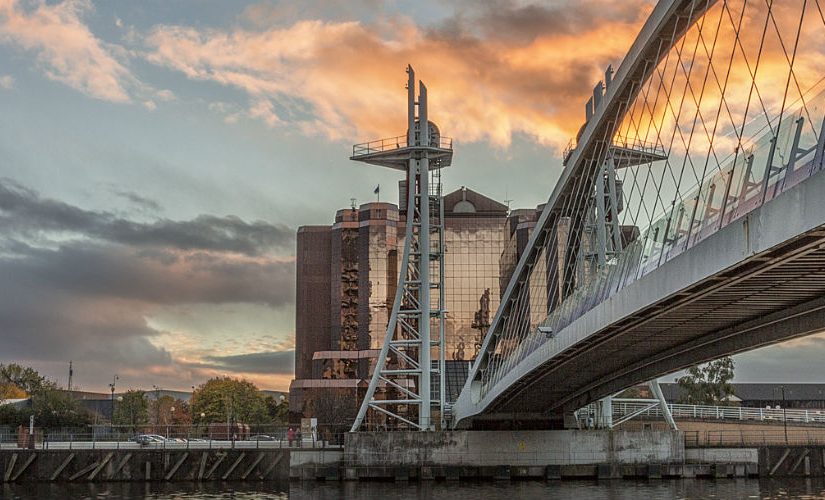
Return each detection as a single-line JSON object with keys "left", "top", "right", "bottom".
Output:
{"left": 611, "top": 399, "right": 825, "bottom": 425}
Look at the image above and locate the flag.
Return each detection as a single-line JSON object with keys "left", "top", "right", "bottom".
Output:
{"left": 374, "top": 185, "right": 380, "bottom": 195}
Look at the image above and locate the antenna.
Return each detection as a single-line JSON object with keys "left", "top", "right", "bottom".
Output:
{"left": 350, "top": 198, "right": 357, "bottom": 210}
{"left": 67, "top": 361, "right": 73, "bottom": 393}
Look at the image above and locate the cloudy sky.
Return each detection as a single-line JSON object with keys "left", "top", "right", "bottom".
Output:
{"left": 0, "top": 0, "right": 821, "bottom": 393}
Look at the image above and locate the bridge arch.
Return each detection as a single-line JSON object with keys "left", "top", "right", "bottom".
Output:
{"left": 454, "top": 0, "right": 825, "bottom": 428}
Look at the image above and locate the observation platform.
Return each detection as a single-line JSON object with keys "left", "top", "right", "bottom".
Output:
{"left": 563, "top": 137, "right": 667, "bottom": 168}
{"left": 350, "top": 134, "right": 453, "bottom": 170}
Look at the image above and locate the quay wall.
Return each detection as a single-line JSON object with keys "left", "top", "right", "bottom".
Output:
{"left": 0, "top": 449, "right": 288, "bottom": 483}
{"left": 343, "top": 430, "right": 684, "bottom": 466}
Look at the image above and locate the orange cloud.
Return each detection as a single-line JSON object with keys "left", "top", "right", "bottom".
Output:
{"left": 0, "top": 0, "right": 131, "bottom": 102}
{"left": 614, "top": 0, "right": 825, "bottom": 174}
{"left": 144, "top": 1, "right": 654, "bottom": 150}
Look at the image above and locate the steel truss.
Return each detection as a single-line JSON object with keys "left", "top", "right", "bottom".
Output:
{"left": 350, "top": 66, "right": 452, "bottom": 431}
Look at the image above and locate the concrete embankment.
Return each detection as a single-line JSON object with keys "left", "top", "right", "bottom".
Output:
{"left": 1, "top": 449, "right": 288, "bottom": 482}
{"left": 4, "top": 430, "right": 823, "bottom": 483}
{"left": 290, "top": 430, "right": 824, "bottom": 481}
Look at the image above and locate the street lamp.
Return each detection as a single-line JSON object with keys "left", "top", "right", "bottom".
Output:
{"left": 774, "top": 385, "right": 788, "bottom": 444}
{"left": 781, "top": 386, "right": 788, "bottom": 444}
{"left": 108, "top": 374, "right": 119, "bottom": 424}
{"left": 116, "top": 396, "right": 124, "bottom": 436}
{"left": 168, "top": 406, "right": 175, "bottom": 439}
{"left": 152, "top": 385, "right": 161, "bottom": 430}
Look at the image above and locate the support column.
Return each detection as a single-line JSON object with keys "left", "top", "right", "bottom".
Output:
{"left": 649, "top": 379, "right": 677, "bottom": 430}
{"left": 418, "top": 82, "right": 431, "bottom": 430}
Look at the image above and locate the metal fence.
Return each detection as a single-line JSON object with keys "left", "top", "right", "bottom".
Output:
{"left": 0, "top": 424, "right": 350, "bottom": 451}
{"left": 351, "top": 134, "right": 452, "bottom": 156}
{"left": 612, "top": 400, "right": 825, "bottom": 425}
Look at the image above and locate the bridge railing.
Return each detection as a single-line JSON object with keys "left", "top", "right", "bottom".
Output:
{"left": 611, "top": 401, "right": 825, "bottom": 425}
{"left": 351, "top": 135, "right": 453, "bottom": 157}
{"left": 484, "top": 92, "right": 825, "bottom": 397}
{"left": 0, "top": 424, "right": 349, "bottom": 450}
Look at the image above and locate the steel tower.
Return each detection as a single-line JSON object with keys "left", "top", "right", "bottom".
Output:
{"left": 349, "top": 65, "right": 452, "bottom": 431}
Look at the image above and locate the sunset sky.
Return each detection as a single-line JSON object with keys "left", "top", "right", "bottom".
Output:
{"left": 1, "top": 0, "right": 824, "bottom": 393}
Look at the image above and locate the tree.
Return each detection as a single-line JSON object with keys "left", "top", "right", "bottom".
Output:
{"left": 0, "top": 383, "right": 27, "bottom": 400}
{"left": 264, "top": 395, "right": 288, "bottom": 425}
{"left": 149, "top": 395, "right": 191, "bottom": 426}
{"left": 113, "top": 390, "right": 149, "bottom": 429}
{"left": 30, "top": 389, "right": 93, "bottom": 427}
{"left": 676, "top": 356, "right": 736, "bottom": 405}
{"left": 191, "top": 377, "right": 268, "bottom": 425}
{"left": 0, "top": 363, "right": 54, "bottom": 395}
{"left": 0, "top": 364, "right": 91, "bottom": 427}
{"left": 309, "top": 389, "right": 357, "bottom": 427}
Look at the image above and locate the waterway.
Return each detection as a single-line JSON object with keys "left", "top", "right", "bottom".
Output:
{"left": 4, "top": 479, "right": 825, "bottom": 499}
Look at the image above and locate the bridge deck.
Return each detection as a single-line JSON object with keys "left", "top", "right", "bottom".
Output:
{"left": 457, "top": 161, "right": 825, "bottom": 426}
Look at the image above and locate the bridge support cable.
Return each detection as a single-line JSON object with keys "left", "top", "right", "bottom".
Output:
{"left": 349, "top": 66, "right": 452, "bottom": 431}
{"left": 453, "top": 0, "right": 825, "bottom": 427}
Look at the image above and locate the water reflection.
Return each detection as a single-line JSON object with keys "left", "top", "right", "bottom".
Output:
{"left": 4, "top": 479, "right": 825, "bottom": 499}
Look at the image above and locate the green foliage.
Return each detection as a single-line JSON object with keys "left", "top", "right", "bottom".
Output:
{"left": 0, "top": 363, "right": 55, "bottom": 395}
{"left": 0, "top": 365, "right": 92, "bottom": 427}
{"left": 676, "top": 356, "right": 736, "bottom": 405}
{"left": 31, "top": 389, "right": 93, "bottom": 427}
{"left": 113, "top": 390, "right": 149, "bottom": 428}
{"left": 264, "top": 395, "right": 288, "bottom": 425}
{"left": 191, "top": 377, "right": 269, "bottom": 425}
{"left": 0, "top": 389, "right": 92, "bottom": 427}
{"left": 0, "top": 403, "right": 25, "bottom": 426}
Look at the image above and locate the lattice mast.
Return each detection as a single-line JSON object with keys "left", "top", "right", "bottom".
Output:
{"left": 350, "top": 65, "right": 452, "bottom": 431}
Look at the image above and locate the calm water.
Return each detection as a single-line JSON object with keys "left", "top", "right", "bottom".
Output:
{"left": 3, "top": 479, "right": 825, "bottom": 499}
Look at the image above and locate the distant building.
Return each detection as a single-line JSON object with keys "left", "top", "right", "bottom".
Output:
{"left": 289, "top": 184, "right": 517, "bottom": 423}
{"left": 499, "top": 206, "right": 543, "bottom": 297}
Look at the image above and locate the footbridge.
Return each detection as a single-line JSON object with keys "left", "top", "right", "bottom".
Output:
{"left": 452, "top": 0, "right": 825, "bottom": 428}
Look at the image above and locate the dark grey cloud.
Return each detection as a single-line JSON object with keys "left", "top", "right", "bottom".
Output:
{"left": 1, "top": 240, "right": 294, "bottom": 307}
{"left": 111, "top": 188, "right": 162, "bottom": 213}
{"left": 0, "top": 271, "right": 174, "bottom": 370}
{"left": 0, "top": 179, "right": 296, "bottom": 389}
{"left": 437, "top": 0, "right": 653, "bottom": 43}
{"left": 204, "top": 351, "right": 295, "bottom": 375}
{"left": 0, "top": 178, "right": 294, "bottom": 256}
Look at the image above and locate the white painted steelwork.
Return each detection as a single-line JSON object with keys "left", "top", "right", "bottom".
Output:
{"left": 349, "top": 66, "right": 452, "bottom": 431}
{"left": 453, "top": 0, "right": 825, "bottom": 428}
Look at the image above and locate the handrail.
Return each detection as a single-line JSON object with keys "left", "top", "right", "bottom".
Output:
{"left": 352, "top": 135, "right": 453, "bottom": 157}
{"left": 611, "top": 135, "right": 667, "bottom": 156}
{"left": 610, "top": 401, "right": 825, "bottom": 424}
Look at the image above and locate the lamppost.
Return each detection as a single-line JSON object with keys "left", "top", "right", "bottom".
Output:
{"left": 781, "top": 386, "right": 788, "bottom": 444}
{"left": 168, "top": 406, "right": 175, "bottom": 439}
{"left": 108, "top": 374, "right": 118, "bottom": 424}
{"left": 152, "top": 385, "right": 161, "bottom": 430}
{"left": 774, "top": 385, "right": 788, "bottom": 444}
{"left": 116, "top": 396, "right": 124, "bottom": 437}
